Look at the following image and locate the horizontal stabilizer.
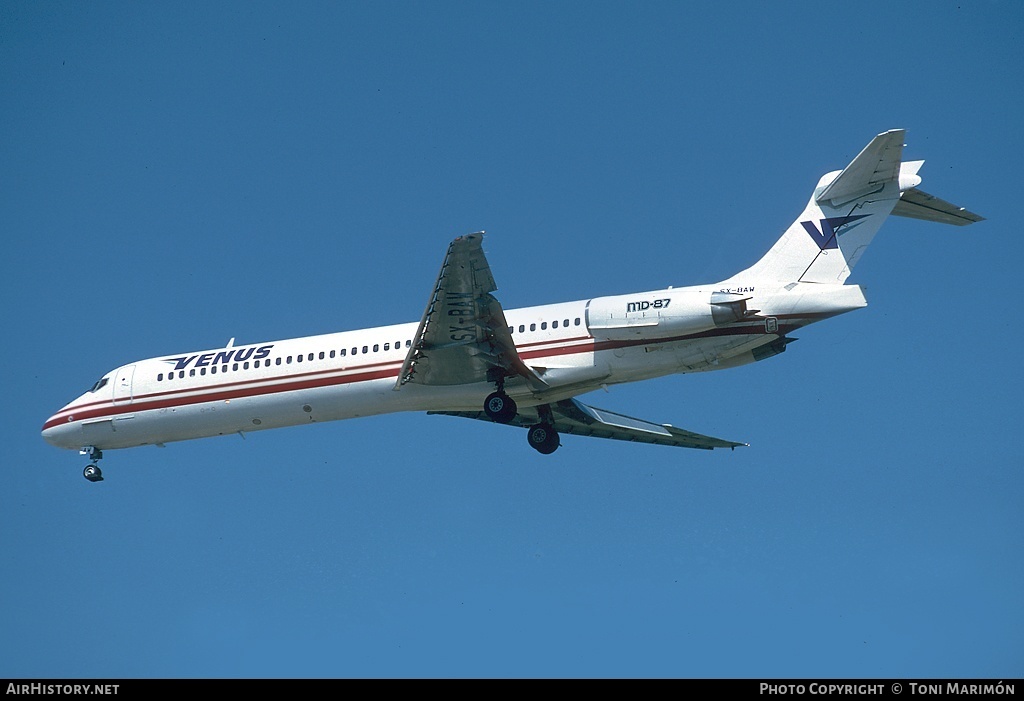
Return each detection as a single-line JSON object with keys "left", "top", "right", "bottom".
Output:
{"left": 893, "top": 187, "right": 985, "bottom": 226}
{"left": 815, "top": 129, "right": 906, "bottom": 206}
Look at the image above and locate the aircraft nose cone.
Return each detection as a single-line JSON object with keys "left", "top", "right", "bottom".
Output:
{"left": 41, "top": 413, "right": 79, "bottom": 450}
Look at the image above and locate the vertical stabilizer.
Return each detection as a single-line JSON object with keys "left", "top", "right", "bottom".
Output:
{"left": 724, "top": 130, "right": 911, "bottom": 285}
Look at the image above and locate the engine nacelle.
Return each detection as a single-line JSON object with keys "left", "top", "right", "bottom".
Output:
{"left": 586, "top": 289, "right": 755, "bottom": 340}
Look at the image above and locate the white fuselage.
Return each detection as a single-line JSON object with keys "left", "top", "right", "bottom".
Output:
{"left": 41, "top": 280, "right": 866, "bottom": 452}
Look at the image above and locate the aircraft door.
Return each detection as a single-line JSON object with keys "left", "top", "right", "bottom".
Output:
{"left": 113, "top": 365, "right": 135, "bottom": 404}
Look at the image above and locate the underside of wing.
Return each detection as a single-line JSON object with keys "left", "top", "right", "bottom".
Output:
{"left": 395, "top": 232, "right": 546, "bottom": 390}
{"left": 431, "top": 397, "right": 746, "bottom": 451}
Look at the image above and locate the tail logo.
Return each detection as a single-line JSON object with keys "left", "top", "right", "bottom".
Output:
{"left": 801, "top": 215, "right": 870, "bottom": 250}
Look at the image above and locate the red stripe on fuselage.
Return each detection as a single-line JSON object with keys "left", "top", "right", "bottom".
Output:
{"left": 44, "top": 315, "right": 819, "bottom": 431}
{"left": 42, "top": 365, "right": 400, "bottom": 431}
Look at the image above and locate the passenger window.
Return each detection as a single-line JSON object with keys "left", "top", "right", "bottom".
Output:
{"left": 541, "top": 322, "right": 547, "bottom": 330}
{"left": 575, "top": 318, "right": 581, "bottom": 326}
{"left": 275, "top": 357, "right": 282, "bottom": 366}
{"left": 189, "top": 369, "right": 196, "bottom": 377}
{"left": 373, "top": 344, "right": 379, "bottom": 352}
{"left": 405, "top": 340, "right": 411, "bottom": 347}
{"left": 243, "top": 362, "right": 250, "bottom": 370}
{"left": 530, "top": 323, "right": 536, "bottom": 332}
{"left": 297, "top": 355, "right": 303, "bottom": 363}
{"left": 552, "top": 320, "right": 558, "bottom": 328}
{"left": 384, "top": 343, "right": 390, "bottom": 351}
{"left": 330, "top": 350, "right": 335, "bottom": 359}
{"left": 212, "top": 366, "right": 218, "bottom": 374}
{"left": 563, "top": 319, "right": 569, "bottom": 327}
{"left": 352, "top": 347, "right": 358, "bottom": 355}
{"left": 340, "top": 349, "right": 347, "bottom": 357}
{"left": 308, "top": 353, "right": 314, "bottom": 361}
{"left": 362, "top": 346, "right": 368, "bottom": 354}
{"left": 519, "top": 325, "right": 525, "bottom": 333}
{"left": 287, "top": 356, "right": 293, "bottom": 364}
{"left": 157, "top": 373, "right": 164, "bottom": 381}
{"left": 200, "top": 367, "right": 207, "bottom": 375}
{"left": 232, "top": 364, "right": 238, "bottom": 372}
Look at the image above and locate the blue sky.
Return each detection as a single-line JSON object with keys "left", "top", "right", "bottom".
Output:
{"left": 3, "top": 1, "right": 1021, "bottom": 679}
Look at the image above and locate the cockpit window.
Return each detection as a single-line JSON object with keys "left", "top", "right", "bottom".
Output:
{"left": 89, "top": 377, "right": 109, "bottom": 393}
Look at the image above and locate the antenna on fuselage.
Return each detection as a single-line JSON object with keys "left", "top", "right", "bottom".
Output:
{"left": 226, "top": 337, "right": 235, "bottom": 348}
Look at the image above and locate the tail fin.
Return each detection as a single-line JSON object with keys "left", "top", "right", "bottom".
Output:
{"left": 723, "top": 129, "right": 983, "bottom": 285}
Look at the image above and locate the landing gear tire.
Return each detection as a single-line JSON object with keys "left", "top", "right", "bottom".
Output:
{"left": 484, "top": 391, "right": 517, "bottom": 424}
{"left": 83, "top": 464, "right": 104, "bottom": 482}
{"left": 527, "top": 423, "right": 560, "bottom": 455}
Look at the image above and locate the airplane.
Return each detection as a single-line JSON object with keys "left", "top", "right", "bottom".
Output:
{"left": 42, "top": 129, "right": 983, "bottom": 482}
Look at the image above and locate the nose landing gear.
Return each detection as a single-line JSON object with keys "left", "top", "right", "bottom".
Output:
{"left": 80, "top": 446, "right": 104, "bottom": 482}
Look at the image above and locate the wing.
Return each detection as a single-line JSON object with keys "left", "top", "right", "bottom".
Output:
{"left": 431, "top": 397, "right": 747, "bottom": 451}
{"left": 395, "top": 232, "right": 547, "bottom": 390}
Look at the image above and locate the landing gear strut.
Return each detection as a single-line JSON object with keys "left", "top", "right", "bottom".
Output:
{"left": 527, "top": 422, "right": 559, "bottom": 454}
{"left": 483, "top": 372, "right": 517, "bottom": 424}
{"left": 81, "top": 446, "right": 104, "bottom": 482}
{"left": 527, "top": 404, "right": 560, "bottom": 454}
{"left": 484, "top": 391, "right": 517, "bottom": 423}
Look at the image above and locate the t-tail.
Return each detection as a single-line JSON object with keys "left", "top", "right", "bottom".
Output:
{"left": 723, "top": 129, "right": 984, "bottom": 286}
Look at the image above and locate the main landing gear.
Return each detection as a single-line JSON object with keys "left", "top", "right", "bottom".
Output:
{"left": 483, "top": 371, "right": 518, "bottom": 424}
{"left": 527, "top": 421, "right": 559, "bottom": 455}
{"left": 484, "top": 390, "right": 517, "bottom": 423}
{"left": 526, "top": 403, "right": 560, "bottom": 455}
{"left": 81, "top": 446, "right": 104, "bottom": 482}
{"left": 481, "top": 374, "right": 561, "bottom": 455}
